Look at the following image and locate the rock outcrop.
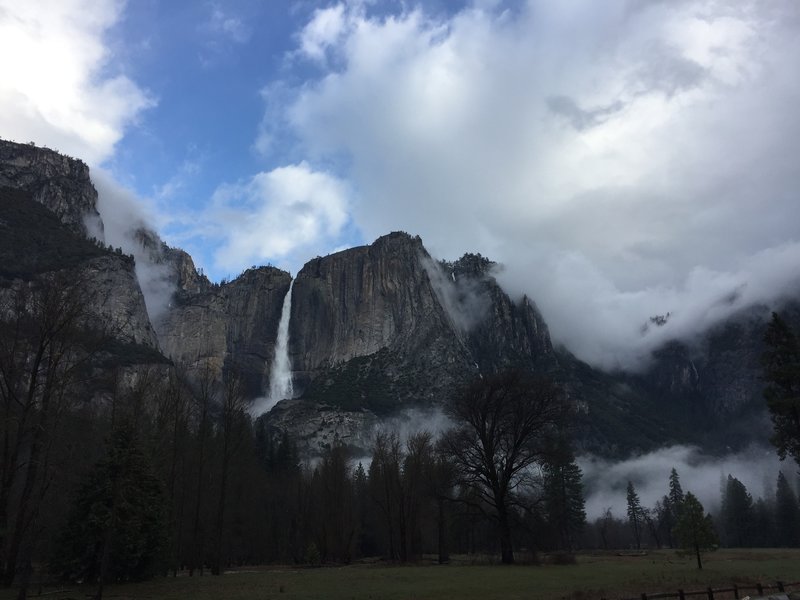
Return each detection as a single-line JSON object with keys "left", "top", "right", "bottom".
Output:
{"left": 0, "top": 186, "right": 163, "bottom": 361}
{"left": 289, "top": 233, "right": 475, "bottom": 409}
{"left": 3, "top": 138, "right": 794, "bottom": 459}
{"left": 157, "top": 266, "right": 292, "bottom": 398}
{"left": 0, "top": 139, "right": 100, "bottom": 235}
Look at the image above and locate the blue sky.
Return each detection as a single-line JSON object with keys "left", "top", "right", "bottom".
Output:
{"left": 2, "top": 0, "right": 799, "bottom": 367}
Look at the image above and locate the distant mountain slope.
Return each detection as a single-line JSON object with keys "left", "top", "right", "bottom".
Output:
{"left": 2, "top": 137, "right": 793, "bottom": 458}
{"left": 0, "top": 185, "right": 167, "bottom": 366}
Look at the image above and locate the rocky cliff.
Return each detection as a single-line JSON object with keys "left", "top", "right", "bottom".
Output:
{"left": 157, "top": 265, "right": 291, "bottom": 398}
{"left": 2, "top": 138, "right": 792, "bottom": 459}
{"left": 0, "top": 185, "right": 163, "bottom": 360}
{"left": 0, "top": 139, "right": 100, "bottom": 235}
{"left": 262, "top": 233, "right": 564, "bottom": 453}
{"left": 0, "top": 138, "right": 165, "bottom": 375}
{"left": 622, "top": 301, "right": 800, "bottom": 450}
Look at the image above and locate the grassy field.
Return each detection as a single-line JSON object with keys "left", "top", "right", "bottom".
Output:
{"left": 7, "top": 549, "right": 800, "bottom": 600}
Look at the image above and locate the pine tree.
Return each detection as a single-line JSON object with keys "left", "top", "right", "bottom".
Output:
{"left": 543, "top": 440, "right": 586, "bottom": 552}
{"left": 762, "top": 312, "right": 800, "bottom": 465}
{"left": 720, "top": 475, "right": 755, "bottom": 547}
{"left": 775, "top": 470, "right": 800, "bottom": 547}
{"left": 661, "top": 467, "right": 685, "bottom": 549}
{"left": 752, "top": 498, "right": 775, "bottom": 548}
{"left": 669, "top": 468, "right": 684, "bottom": 509}
{"left": 626, "top": 481, "right": 644, "bottom": 549}
{"left": 52, "top": 426, "right": 166, "bottom": 585}
{"left": 656, "top": 496, "right": 676, "bottom": 548}
{"left": 674, "top": 492, "right": 717, "bottom": 570}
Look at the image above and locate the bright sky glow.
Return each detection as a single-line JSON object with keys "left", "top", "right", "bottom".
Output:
{"left": 1, "top": 0, "right": 798, "bottom": 368}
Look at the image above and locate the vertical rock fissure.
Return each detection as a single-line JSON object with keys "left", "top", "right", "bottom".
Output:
{"left": 266, "top": 279, "right": 294, "bottom": 410}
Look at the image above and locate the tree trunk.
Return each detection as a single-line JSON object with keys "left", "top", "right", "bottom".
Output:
{"left": 437, "top": 497, "right": 449, "bottom": 564}
{"left": 212, "top": 440, "right": 230, "bottom": 576}
{"left": 497, "top": 506, "right": 515, "bottom": 564}
{"left": 3, "top": 400, "right": 49, "bottom": 587}
{"left": 694, "top": 542, "right": 702, "bottom": 570}
{"left": 95, "top": 465, "right": 121, "bottom": 600}
{"left": 189, "top": 408, "right": 208, "bottom": 576}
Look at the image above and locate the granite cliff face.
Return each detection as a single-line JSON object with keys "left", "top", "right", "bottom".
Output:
{"left": 622, "top": 301, "right": 800, "bottom": 449}
{"left": 0, "top": 185, "right": 163, "bottom": 363}
{"left": 0, "top": 139, "right": 159, "bottom": 355}
{"left": 2, "top": 138, "right": 792, "bottom": 458}
{"left": 262, "top": 233, "right": 562, "bottom": 452}
{"left": 0, "top": 140, "right": 100, "bottom": 235}
{"left": 289, "top": 234, "right": 474, "bottom": 409}
{"left": 157, "top": 266, "right": 291, "bottom": 398}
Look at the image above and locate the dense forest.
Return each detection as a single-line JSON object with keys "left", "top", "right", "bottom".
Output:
{"left": 1, "top": 266, "right": 799, "bottom": 600}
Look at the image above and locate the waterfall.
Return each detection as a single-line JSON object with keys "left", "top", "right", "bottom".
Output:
{"left": 255, "top": 280, "right": 294, "bottom": 414}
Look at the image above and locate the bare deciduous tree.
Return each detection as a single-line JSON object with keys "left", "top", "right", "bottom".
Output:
{"left": 442, "top": 371, "right": 566, "bottom": 564}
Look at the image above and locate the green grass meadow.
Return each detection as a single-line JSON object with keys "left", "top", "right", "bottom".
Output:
{"left": 8, "top": 549, "right": 800, "bottom": 600}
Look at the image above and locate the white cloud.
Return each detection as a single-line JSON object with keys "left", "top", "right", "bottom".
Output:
{"left": 89, "top": 169, "right": 176, "bottom": 322}
{"left": 210, "top": 162, "right": 350, "bottom": 274}
{"left": 272, "top": 0, "right": 800, "bottom": 369}
{"left": 0, "top": 0, "right": 153, "bottom": 165}
{"left": 298, "top": 3, "right": 347, "bottom": 62}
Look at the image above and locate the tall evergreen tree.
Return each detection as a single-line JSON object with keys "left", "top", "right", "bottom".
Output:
{"left": 656, "top": 496, "right": 675, "bottom": 548}
{"left": 669, "top": 468, "right": 685, "bottom": 508}
{"left": 752, "top": 498, "right": 775, "bottom": 548}
{"left": 720, "top": 475, "right": 755, "bottom": 547}
{"left": 660, "top": 467, "right": 685, "bottom": 549}
{"left": 762, "top": 312, "right": 800, "bottom": 465}
{"left": 542, "top": 439, "right": 586, "bottom": 552}
{"left": 674, "top": 492, "right": 717, "bottom": 570}
{"left": 52, "top": 426, "right": 166, "bottom": 587}
{"left": 626, "top": 481, "right": 644, "bottom": 549}
{"left": 775, "top": 471, "right": 800, "bottom": 547}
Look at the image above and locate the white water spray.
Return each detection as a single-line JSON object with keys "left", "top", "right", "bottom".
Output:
{"left": 253, "top": 280, "right": 295, "bottom": 415}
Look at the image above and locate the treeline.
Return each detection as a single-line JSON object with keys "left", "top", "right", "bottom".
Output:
{"left": 3, "top": 271, "right": 800, "bottom": 598}
{"left": 42, "top": 370, "right": 590, "bottom": 575}
{"left": 0, "top": 272, "right": 590, "bottom": 599}
{"left": 583, "top": 468, "right": 800, "bottom": 552}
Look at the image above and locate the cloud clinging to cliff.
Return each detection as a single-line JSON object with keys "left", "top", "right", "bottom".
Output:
{"left": 266, "top": 0, "right": 800, "bottom": 368}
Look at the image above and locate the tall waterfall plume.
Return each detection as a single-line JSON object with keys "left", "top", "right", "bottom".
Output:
{"left": 252, "top": 280, "right": 295, "bottom": 415}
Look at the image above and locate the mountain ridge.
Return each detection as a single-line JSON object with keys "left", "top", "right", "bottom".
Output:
{"left": 0, "top": 138, "right": 793, "bottom": 458}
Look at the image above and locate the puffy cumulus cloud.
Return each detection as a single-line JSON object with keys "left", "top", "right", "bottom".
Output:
{"left": 210, "top": 162, "right": 350, "bottom": 274}
{"left": 275, "top": 0, "right": 800, "bottom": 369}
{"left": 0, "top": 0, "right": 153, "bottom": 165}
{"left": 579, "top": 444, "right": 787, "bottom": 520}
{"left": 298, "top": 3, "right": 347, "bottom": 63}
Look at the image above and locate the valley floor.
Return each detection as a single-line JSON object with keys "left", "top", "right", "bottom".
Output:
{"left": 7, "top": 549, "right": 800, "bottom": 600}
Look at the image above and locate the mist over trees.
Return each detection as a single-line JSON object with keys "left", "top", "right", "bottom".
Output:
{"left": 1, "top": 272, "right": 800, "bottom": 599}
{"left": 0, "top": 276, "right": 593, "bottom": 598}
